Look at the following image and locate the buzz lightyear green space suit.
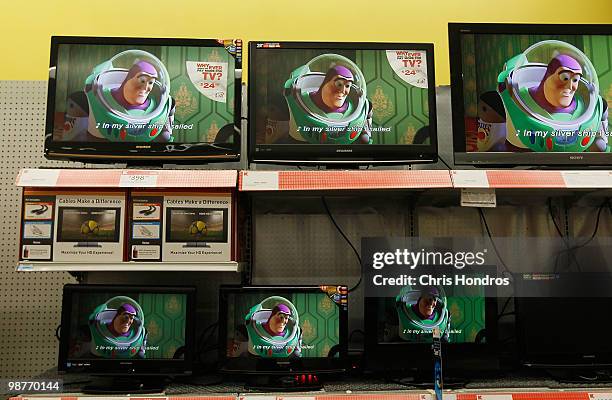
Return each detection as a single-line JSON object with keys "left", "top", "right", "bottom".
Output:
{"left": 88, "top": 296, "right": 147, "bottom": 359}
{"left": 84, "top": 50, "right": 175, "bottom": 142}
{"left": 497, "top": 40, "right": 609, "bottom": 153}
{"left": 283, "top": 54, "right": 373, "bottom": 145}
{"left": 245, "top": 296, "right": 302, "bottom": 358}
{"left": 396, "top": 286, "right": 450, "bottom": 343}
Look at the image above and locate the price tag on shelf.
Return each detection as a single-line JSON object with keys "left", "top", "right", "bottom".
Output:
{"left": 16, "top": 169, "right": 60, "bottom": 187}
{"left": 461, "top": 188, "right": 496, "bottom": 208}
{"left": 119, "top": 171, "right": 159, "bottom": 187}
{"left": 451, "top": 170, "right": 490, "bottom": 188}
{"left": 241, "top": 171, "right": 280, "bottom": 190}
{"left": 589, "top": 393, "right": 612, "bottom": 400}
{"left": 476, "top": 396, "right": 512, "bottom": 400}
{"left": 561, "top": 171, "right": 612, "bottom": 188}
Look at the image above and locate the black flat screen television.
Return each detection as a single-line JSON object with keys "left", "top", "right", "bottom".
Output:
{"left": 45, "top": 36, "right": 242, "bottom": 163}
{"left": 58, "top": 284, "right": 196, "bottom": 382}
{"left": 449, "top": 23, "right": 611, "bottom": 167}
{"left": 249, "top": 41, "right": 438, "bottom": 165}
{"left": 364, "top": 283, "right": 498, "bottom": 380}
{"left": 219, "top": 285, "right": 348, "bottom": 375}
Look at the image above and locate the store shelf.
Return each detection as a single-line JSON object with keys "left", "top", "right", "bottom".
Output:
{"left": 451, "top": 170, "right": 612, "bottom": 189}
{"left": 16, "top": 261, "right": 241, "bottom": 272}
{"left": 8, "top": 391, "right": 612, "bottom": 400}
{"left": 239, "top": 170, "right": 453, "bottom": 191}
{"left": 15, "top": 168, "right": 238, "bottom": 188}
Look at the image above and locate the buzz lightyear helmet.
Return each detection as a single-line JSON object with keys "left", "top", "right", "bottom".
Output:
{"left": 497, "top": 40, "right": 606, "bottom": 152}
{"left": 395, "top": 285, "right": 449, "bottom": 341}
{"left": 245, "top": 296, "right": 301, "bottom": 357}
{"left": 283, "top": 54, "right": 371, "bottom": 144}
{"left": 88, "top": 296, "right": 146, "bottom": 358}
{"left": 85, "top": 50, "right": 172, "bottom": 142}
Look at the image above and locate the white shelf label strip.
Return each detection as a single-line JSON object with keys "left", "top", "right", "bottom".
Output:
{"left": 242, "top": 171, "right": 280, "bottom": 190}
{"left": 561, "top": 171, "right": 612, "bottom": 188}
{"left": 452, "top": 170, "right": 490, "bottom": 188}
{"left": 17, "top": 169, "right": 60, "bottom": 186}
{"left": 119, "top": 171, "right": 159, "bottom": 187}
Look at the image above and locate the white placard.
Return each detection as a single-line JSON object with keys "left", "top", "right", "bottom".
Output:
{"left": 588, "top": 393, "right": 612, "bottom": 400}
{"left": 386, "top": 50, "right": 428, "bottom": 88}
{"left": 132, "top": 223, "right": 161, "bottom": 240}
{"left": 242, "top": 171, "right": 280, "bottom": 191}
{"left": 17, "top": 169, "right": 60, "bottom": 187}
{"left": 119, "top": 171, "right": 158, "bottom": 187}
{"left": 452, "top": 170, "right": 490, "bottom": 188}
{"left": 461, "top": 188, "right": 497, "bottom": 208}
{"left": 21, "top": 244, "right": 52, "bottom": 260}
{"left": 476, "top": 395, "right": 513, "bottom": 400}
{"left": 186, "top": 61, "right": 228, "bottom": 103}
{"left": 23, "top": 221, "right": 53, "bottom": 239}
{"left": 561, "top": 170, "right": 612, "bottom": 188}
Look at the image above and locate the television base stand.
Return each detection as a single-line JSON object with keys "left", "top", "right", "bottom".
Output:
{"left": 81, "top": 376, "right": 167, "bottom": 394}
{"left": 389, "top": 374, "right": 467, "bottom": 389}
{"left": 245, "top": 374, "right": 323, "bottom": 391}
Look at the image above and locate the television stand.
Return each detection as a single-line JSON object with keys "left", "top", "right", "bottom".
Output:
{"left": 387, "top": 370, "right": 467, "bottom": 389}
{"left": 245, "top": 374, "right": 323, "bottom": 391}
{"left": 81, "top": 376, "right": 168, "bottom": 394}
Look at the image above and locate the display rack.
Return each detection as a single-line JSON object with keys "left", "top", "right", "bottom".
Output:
{"left": 16, "top": 261, "right": 240, "bottom": 272}
{"left": 8, "top": 390, "right": 612, "bottom": 399}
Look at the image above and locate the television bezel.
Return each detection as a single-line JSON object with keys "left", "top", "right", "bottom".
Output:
{"left": 218, "top": 285, "right": 348, "bottom": 375}
{"left": 248, "top": 41, "right": 439, "bottom": 165}
{"left": 45, "top": 36, "right": 242, "bottom": 163}
{"left": 58, "top": 284, "right": 196, "bottom": 376}
{"left": 449, "top": 22, "right": 612, "bottom": 167}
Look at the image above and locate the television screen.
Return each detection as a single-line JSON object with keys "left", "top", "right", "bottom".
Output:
{"left": 450, "top": 23, "right": 611, "bottom": 166}
{"left": 219, "top": 285, "right": 348, "bottom": 374}
{"left": 45, "top": 36, "right": 242, "bottom": 162}
{"left": 59, "top": 285, "right": 195, "bottom": 375}
{"left": 165, "top": 208, "right": 228, "bottom": 243}
{"left": 375, "top": 284, "right": 486, "bottom": 345}
{"left": 57, "top": 207, "right": 121, "bottom": 243}
{"left": 249, "top": 42, "right": 438, "bottom": 164}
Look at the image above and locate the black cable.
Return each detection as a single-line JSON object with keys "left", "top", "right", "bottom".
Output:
{"left": 478, "top": 208, "right": 512, "bottom": 275}
{"left": 196, "top": 321, "right": 219, "bottom": 361}
{"left": 497, "top": 297, "right": 513, "bottom": 321}
{"left": 55, "top": 324, "right": 61, "bottom": 341}
{"left": 553, "top": 199, "right": 608, "bottom": 272}
{"left": 322, "top": 196, "right": 362, "bottom": 292}
{"left": 548, "top": 198, "right": 582, "bottom": 272}
{"left": 437, "top": 155, "right": 452, "bottom": 170}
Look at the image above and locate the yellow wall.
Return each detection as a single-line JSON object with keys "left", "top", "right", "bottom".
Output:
{"left": 1, "top": 0, "right": 611, "bottom": 84}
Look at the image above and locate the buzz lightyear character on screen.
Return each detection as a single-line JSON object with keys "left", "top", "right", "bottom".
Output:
{"left": 84, "top": 50, "right": 176, "bottom": 142}
{"left": 89, "top": 296, "right": 147, "bottom": 358}
{"left": 283, "top": 54, "right": 373, "bottom": 144}
{"left": 396, "top": 285, "right": 450, "bottom": 343}
{"left": 245, "top": 296, "right": 303, "bottom": 358}
{"left": 497, "top": 40, "right": 609, "bottom": 153}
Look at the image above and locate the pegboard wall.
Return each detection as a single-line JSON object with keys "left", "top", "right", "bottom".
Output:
{"left": 0, "top": 81, "right": 78, "bottom": 378}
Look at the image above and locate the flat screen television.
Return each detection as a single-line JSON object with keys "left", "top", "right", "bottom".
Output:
{"left": 165, "top": 207, "right": 228, "bottom": 243}
{"left": 365, "top": 283, "right": 498, "bottom": 383}
{"left": 45, "top": 36, "right": 242, "bottom": 163}
{"left": 57, "top": 207, "right": 121, "bottom": 244}
{"left": 249, "top": 41, "right": 438, "bottom": 165}
{"left": 449, "top": 23, "right": 611, "bottom": 167}
{"left": 219, "top": 285, "right": 348, "bottom": 388}
{"left": 515, "top": 273, "right": 612, "bottom": 373}
{"left": 58, "top": 284, "right": 196, "bottom": 393}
